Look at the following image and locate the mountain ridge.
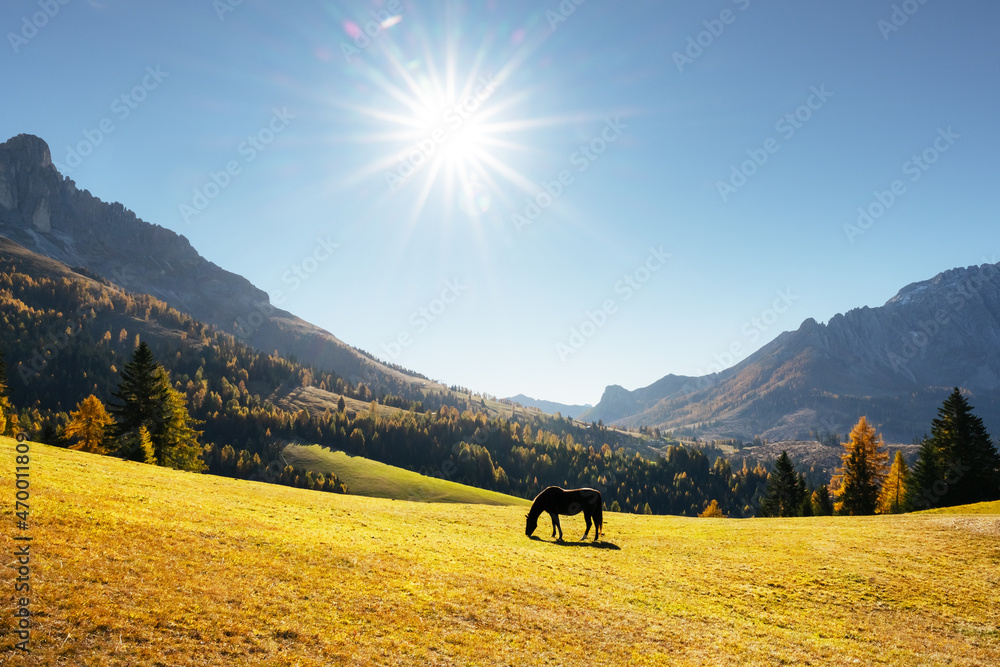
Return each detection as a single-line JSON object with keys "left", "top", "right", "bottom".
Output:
{"left": 582, "top": 261, "right": 1000, "bottom": 443}
{"left": 503, "top": 394, "right": 593, "bottom": 418}
{"left": 0, "top": 133, "right": 431, "bottom": 395}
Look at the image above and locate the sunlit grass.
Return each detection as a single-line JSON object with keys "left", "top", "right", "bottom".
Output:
{"left": 282, "top": 442, "right": 528, "bottom": 505}
{"left": 2, "top": 437, "right": 998, "bottom": 665}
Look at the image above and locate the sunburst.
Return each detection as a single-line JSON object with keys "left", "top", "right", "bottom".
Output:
{"left": 330, "top": 5, "right": 596, "bottom": 230}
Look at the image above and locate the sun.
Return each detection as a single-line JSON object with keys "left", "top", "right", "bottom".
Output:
{"left": 330, "top": 9, "right": 581, "bottom": 226}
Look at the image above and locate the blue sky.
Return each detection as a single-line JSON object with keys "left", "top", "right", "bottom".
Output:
{"left": 3, "top": 0, "right": 999, "bottom": 407}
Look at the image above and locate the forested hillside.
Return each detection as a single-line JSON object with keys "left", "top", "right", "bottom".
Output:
{"left": 0, "top": 239, "right": 772, "bottom": 515}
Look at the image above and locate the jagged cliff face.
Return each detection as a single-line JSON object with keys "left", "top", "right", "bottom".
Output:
{"left": 0, "top": 134, "right": 418, "bottom": 388}
{"left": 584, "top": 263, "right": 1000, "bottom": 443}
{"left": 0, "top": 133, "right": 270, "bottom": 325}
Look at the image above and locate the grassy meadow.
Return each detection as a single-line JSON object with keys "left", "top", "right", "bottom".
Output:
{"left": 281, "top": 443, "right": 528, "bottom": 505}
{"left": 2, "top": 437, "right": 999, "bottom": 665}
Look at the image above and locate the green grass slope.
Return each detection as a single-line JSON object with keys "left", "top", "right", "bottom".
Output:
{"left": 282, "top": 442, "right": 528, "bottom": 505}
{"left": 2, "top": 437, "right": 999, "bottom": 666}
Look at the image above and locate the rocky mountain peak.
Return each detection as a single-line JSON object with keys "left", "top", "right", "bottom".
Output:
{"left": 0, "top": 133, "right": 420, "bottom": 390}
{"left": 0, "top": 134, "right": 53, "bottom": 170}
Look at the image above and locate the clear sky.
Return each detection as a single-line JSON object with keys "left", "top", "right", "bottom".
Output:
{"left": 3, "top": 0, "right": 999, "bottom": 406}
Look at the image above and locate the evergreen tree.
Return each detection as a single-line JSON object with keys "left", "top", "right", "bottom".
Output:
{"left": 760, "top": 451, "right": 804, "bottom": 517}
{"left": 110, "top": 342, "right": 204, "bottom": 471}
{"left": 65, "top": 395, "right": 114, "bottom": 454}
{"left": 110, "top": 342, "right": 169, "bottom": 439}
{"left": 878, "top": 451, "right": 909, "bottom": 514}
{"left": 811, "top": 485, "right": 834, "bottom": 516}
{"left": 157, "top": 384, "right": 206, "bottom": 471}
{"left": 907, "top": 436, "right": 942, "bottom": 511}
{"left": 117, "top": 425, "right": 156, "bottom": 464}
{"left": 907, "top": 388, "right": 1000, "bottom": 509}
{"left": 831, "top": 416, "right": 888, "bottom": 515}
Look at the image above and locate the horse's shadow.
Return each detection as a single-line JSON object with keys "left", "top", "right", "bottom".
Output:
{"left": 529, "top": 536, "right": 621, "bottom": 550}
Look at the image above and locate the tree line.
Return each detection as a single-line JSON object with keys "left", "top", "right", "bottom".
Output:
{"left": 757, "top": 390, "right": 1000, "bottom": 516}
{"left": 0, "top": 259, "right": 772, "bottom": 514}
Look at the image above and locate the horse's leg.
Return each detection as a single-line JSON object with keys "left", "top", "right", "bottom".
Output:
{"left": 551, "top": 513, "right": 563, "bottom": 541}
{"left": 582, "top": 511, "right": 592, "bottom": 541}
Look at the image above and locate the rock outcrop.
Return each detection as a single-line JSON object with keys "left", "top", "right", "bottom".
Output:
{"left": 0, "top": 134, "right": 421, "bottom": 390}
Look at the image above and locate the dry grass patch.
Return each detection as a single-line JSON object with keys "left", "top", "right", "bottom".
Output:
{"left": 2, "top": 438, "right": 998, "bottom": 665}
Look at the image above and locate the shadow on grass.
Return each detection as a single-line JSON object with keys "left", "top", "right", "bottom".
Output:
{"left": 529, "top": 536, "right": 621, "bottom": 550}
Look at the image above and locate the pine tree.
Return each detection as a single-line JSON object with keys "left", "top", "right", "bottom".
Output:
{"left": 811, "top": 485, "right": 834, "bottom": 516}
{"left": 109, "top": 342, "right": 204, "bottom": 471}
{"left": 760, "top": 451, "right": 804, "bottom": 517}
{"left": 110, "top": 342, "right": 168, "bottom": 440}
{"left": 117, "top": 425, "right": 156, "bottom": 464}
{"left": 65, "top": 395, "right": 114, "bottom": 454}
{"left": 907, "top": 388, "right": 1000, "bottom": 509}
{"left": 907, "top": 436, "right": 941, "bottom": 511}
{"left": 831, "top": 416, "right": 889, "bottom": 515}
{"left": 156, "top": 384, "right": 206, "bottom": 472}
{"left": 878, "top": 451, "right": 909, "bottom": 514}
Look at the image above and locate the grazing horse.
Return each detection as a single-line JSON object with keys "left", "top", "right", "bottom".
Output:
{"left": 525, "top": 486, "right": 603, "bottom": 542}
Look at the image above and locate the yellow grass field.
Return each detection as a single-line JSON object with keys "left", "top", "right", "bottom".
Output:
{"left": 281, "top": 443, "right": 529, "bottom": 506}
{"left": 2, "top": 437, "right": 999, "bottom": 665}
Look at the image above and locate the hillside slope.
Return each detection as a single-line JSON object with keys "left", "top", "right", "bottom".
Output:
{"left": 282, "top": 443, "right": 529, "bottom": 505}
{"left": 584, "top": 262, "right": 1000, "bottom": 443}
{"left": 0, "top": 133, "right": 431, "bottom": 395}
{"left": 3, "top": 438, "right": 998, "bottom": 665}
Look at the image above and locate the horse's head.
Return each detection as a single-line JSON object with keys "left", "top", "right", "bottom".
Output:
{"left": 525, "top": 513, "right": 537, "bottom": 537}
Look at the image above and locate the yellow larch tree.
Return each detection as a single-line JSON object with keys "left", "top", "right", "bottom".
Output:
{"left": 65, "top": 394, "right": 114, "bottom": 454}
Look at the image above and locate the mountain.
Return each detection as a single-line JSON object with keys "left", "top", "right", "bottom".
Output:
{"left": 0, "top": 133, "right": 429, "bottom": 395}
{"left": 504, "top": 394, "right": 592, "bottom": 418}
{"left": 582, "top": 262, "right": 1000, "bottom": 443}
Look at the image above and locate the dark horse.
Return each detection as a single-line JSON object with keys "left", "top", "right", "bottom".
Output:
{"left": 525, "top": 486, "right": 603, "bottom": 542}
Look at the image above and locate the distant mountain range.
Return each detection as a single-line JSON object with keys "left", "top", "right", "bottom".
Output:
{"left": 581, "top": 261, "right": 1000, "bottom": 443}
{"left": 4, "top": 133, "right": 999, "bottom": 445}
{"left": 0, "top": 133, "right": 430, "bottom": 397}
{"left": 504, "top": 394, "right": 592, "bottom": 418}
